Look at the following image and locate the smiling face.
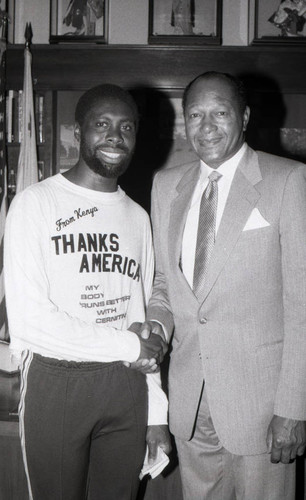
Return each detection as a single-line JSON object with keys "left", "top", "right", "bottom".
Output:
{"left": 78, "top": 96, "right": 137, "bottom": 179}
{"left": 184, "top": 76, "right": 250, "bottom": 169}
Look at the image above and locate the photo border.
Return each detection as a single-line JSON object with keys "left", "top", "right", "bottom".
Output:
{"left": 148, "top": 0, "right": 222, "bottom": 46}
{"left": 252, "top": 0, "right": 306, "bottom": 45}
{"left": 50, "top": 0, "right": 108, "bottom": 44}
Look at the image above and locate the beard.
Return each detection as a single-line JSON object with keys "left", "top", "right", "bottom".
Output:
{"left": 80, "top": 138, "right": 133, "bottom": 179}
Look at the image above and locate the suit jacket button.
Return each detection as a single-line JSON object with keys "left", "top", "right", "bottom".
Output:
{"left": 200, "top": 318, "right": 207, "bottom": 324}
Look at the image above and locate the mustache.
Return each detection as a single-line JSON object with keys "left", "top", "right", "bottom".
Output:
{"left": 95, "top": 144, "right": 130, "bottom": 154}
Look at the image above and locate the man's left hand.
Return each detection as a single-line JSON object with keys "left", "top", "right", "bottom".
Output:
{"left": 266, "top": 415, "right": 306, "bottom": 464}
{"left": 146, "top": 424, "right": 172, "bottom": 464}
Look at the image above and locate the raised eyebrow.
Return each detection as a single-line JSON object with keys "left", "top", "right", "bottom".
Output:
{"left": 92, "top": 116, "right": 135, "bottom": 125}
{"left": 121, "top": 120, "right": 136, "bottom": 128}
{"left": 120, "top": 117, "right": 135, "bottom": 123}
{"left": 93, "top": 116, "right": 109, "bottom": 123}
{"left": 187, "top": 108, "right": 201, "bottom": 115}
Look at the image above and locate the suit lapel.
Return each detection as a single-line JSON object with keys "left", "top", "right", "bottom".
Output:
{"left": 169, "top": 161, "right": 200, "bottom": 296}
{"left": 197, "top": 147, "right": 263, "bottom": 303}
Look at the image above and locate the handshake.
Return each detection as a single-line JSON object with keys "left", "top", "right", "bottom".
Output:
{"left": 124, "top": 321, "right": 168, "bottom": 374}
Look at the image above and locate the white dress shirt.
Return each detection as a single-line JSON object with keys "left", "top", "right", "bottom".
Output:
{"left": 181, "top": 143, "right": 247, "bottom": 288}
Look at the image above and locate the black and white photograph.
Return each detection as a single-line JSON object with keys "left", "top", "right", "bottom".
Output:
{"left": 1, "top": 2, "right": 306, "bottom": 500}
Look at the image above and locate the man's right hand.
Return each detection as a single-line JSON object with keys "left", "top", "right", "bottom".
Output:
{"left": 124, "top": 321, "right": 168, "bottom": 373}
{"left": 138, "top": 330, "right": 166, "bottom": 363}
{"left": 132, "top": 321, "right": 167, "bottom": 363}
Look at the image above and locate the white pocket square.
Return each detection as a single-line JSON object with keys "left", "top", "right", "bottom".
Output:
{"left": 243, "top": 208, "right": 270, "bottom": 231}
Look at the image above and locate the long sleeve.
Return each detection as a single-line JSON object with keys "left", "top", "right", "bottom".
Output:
{"left": 4, "top": 188, "right": 141, "bottom": 363}
{"left": 147, "top": 173, "right": 174, "bottom": 338}
{"left": 274, "top": 165, "right": 306, "bottom": 419}
{"left": 141, "top": 218, "right": 168, "bottom": 425}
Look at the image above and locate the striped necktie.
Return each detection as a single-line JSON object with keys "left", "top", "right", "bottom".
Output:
{"left": 193, "top": 170, "right": 222, "bottom": 296}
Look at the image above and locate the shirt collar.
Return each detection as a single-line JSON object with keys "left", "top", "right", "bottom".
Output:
{"left": 199, "top": 142, "right": 247, "bottom": 184}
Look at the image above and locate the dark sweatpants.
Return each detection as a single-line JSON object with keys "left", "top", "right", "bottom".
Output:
{"left": 19, "top": 352, "right": 148, "bottom": 500}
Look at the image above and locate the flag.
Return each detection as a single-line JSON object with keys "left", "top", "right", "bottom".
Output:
{"left": 16, "top": 37, "right": 38, "bottom": 193}
{"left": 0, "top": 34, "right": 8, "bottom": 341}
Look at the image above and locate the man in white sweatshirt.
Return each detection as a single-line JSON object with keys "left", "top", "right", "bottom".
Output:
{"left": 4, "top": 84, "right": 170, "bottom": 500}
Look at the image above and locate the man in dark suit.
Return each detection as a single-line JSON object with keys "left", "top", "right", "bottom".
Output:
{"left": 141, "top": 72, "right": 306, "bottom": 499}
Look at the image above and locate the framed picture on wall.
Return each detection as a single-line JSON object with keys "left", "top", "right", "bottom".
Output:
{"left": 0, "top": 0, "right": 9, "bottom": 40}
{"left": 50, "top": 0, "right": 108, "bottom": 43}
{"left": 148, "top": 0, "right": 222, "bottom": 45}
{"left": 252, "top": 0, "right": 306, "bottom": 44}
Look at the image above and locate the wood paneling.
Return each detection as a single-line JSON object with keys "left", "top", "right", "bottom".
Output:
{"left": 6, "top": 44, "right": 306, "bottom": 93}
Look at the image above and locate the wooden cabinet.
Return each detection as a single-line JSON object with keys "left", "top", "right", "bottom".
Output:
{"left": 5, "top": 43, "right": 306, "bottom": 184}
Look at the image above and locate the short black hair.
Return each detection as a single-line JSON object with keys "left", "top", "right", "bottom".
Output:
{"left": 182, "top": 71, "right": 248, "bottom": 115}
{"left": 75, "top": 84, "right": 139, "bottom": 127}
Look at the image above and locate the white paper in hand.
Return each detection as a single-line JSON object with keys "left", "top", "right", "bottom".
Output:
{"left": 139, "top": 446, "right": 169, "bottom": 480}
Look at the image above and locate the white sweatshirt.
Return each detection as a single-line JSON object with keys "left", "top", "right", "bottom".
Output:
{"left": 4, "top": 174, "right": 167, "bottom": 425}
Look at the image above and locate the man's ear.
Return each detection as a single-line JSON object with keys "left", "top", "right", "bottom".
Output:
{"left": 243, "top": 106, "right": 250, "bottom": 132}
{"left": 74, "top": 123, "right": 81, "bottom": 142}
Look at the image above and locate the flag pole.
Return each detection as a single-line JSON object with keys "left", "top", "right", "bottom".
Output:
{"left": 0, "top": 7, "right": 9, "bottom": 342}
{"left": 25, "top": 21, "right": 33, "bottom": 48}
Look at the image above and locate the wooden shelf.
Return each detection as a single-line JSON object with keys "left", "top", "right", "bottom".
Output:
{"left": 5, "top": 44, "right": 306, "bottom": 93}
